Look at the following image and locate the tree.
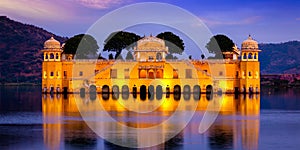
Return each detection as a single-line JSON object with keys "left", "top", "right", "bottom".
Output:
{"left": 103, "top": 31, "right": 141, "bottom": 59}
{"left": 98, "top": 54, "right": 106, "bottom": 60}
{"left": 63, "top": 34, "right": 99, "bottom": 59}
{"left": 165, "top": 54, "right": 174, "bottom": 59}
{"left": 201, "top": 54, "right": 205, "bottom": 59}
{"left": 156, "top": 32, "right": 185, "bottom": 55}
{"left": 115, "top": 54, "right": 124, "bottom": 60}
{"left": 108, "top": 53, "right": 114, "bottom": 60}
{"left": 125, "top": 51, "right": 134, "bottom": 60}
{"left": 206, "top": 34, "right": 234, "bottom": 59}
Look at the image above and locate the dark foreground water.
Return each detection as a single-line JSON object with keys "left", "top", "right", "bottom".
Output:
{"left": 0, "top": 86, "right": 300, "bottom": 150}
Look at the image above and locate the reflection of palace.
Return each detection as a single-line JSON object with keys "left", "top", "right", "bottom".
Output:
{"left": 42, "top": 94, "right": 260, "bottom": 149}
{"left": 41, "top": 35, "right": 261, "bottom": 94}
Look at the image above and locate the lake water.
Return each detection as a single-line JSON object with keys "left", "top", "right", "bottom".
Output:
{"left": 0, "top": 86, "right": 299, "bottom": 150}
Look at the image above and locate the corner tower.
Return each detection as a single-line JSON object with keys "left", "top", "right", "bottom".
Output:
{"left": 42, "top": 37, "right": 63, "bottom": 93}
{"left": 239, "top": 35, "right": 261, "bottom": 93}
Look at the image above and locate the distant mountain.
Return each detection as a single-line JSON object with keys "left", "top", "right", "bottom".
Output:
{"left": 0, "top": 16, "right": 67, "bottom": 84}
{"left": 259, "top": 41, "right": 300, "bottom": 74}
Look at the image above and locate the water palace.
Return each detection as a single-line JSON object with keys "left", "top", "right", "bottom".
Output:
{"left": 41, "top": 35, "right": 261, "bottom": 96}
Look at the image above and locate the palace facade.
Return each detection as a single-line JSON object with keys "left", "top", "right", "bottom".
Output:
{"left": 41, "top": 35, "right": 261, "bottom": 95}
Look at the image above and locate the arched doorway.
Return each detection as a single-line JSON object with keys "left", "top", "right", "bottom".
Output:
{"left": 193, "top": 85, "right": 201, "bottom": 100}
{"left": 89, "top": 85, "right": 97, "bottom": 101}
{"left": 112, "top": 85, "right": 119, "bottom": 100}
{"left": 166, "top": 86, "right": 170, "bottom": 98}
{"left": 174, "top": 85, "right": 181, "bottom": 101}
{"left": 206, "top": 85, "right": 213, "bottom": 94}
{"left": 80, "top": 88, "right": 85, "bottom": 98}
{"left": 140, "top": 85, "right": 147, "bottom": 100}
{"left": 102, "top": 85, "right": 109, "bottom": 100}
{"left": 156, "top": 85, "right": 163, "bottom": 100}
{"left": 132, "top": 85, "right": 137, "bottom": 98}
{"left": 148, "top": 85, "right": 154, "bottom": 100}
{"left": 89, "top": 85, "right": 97, "bottom": 94}
{"left": 122, "top": 85, "right": 129, "bottom": 100}
{"left": 183, "top": 85, "right": 191, "bottom": 100}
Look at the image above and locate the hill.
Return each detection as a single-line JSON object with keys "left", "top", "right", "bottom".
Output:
{"left": 259, "top": 41, "right": 300, "bottom": 74}
{"left": 0, "top": 16, "right": 67, "bottom": 84}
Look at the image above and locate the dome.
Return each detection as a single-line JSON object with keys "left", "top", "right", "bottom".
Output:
{"left": 136, "top": 36, "right": 166, "bottom": 50}
{"left": 44, "top": 36, "right": 61, "bottom": 49}
{"left": 241, "top": 35, "right": 258, "bottom": 50}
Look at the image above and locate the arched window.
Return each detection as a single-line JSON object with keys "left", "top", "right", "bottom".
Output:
{"left": 243, "top": 53, "right": 247, "bottom": 59}
{"left": 156, "top": 52, "right": 162, "bottom": 61}
{"left": 248, "top": 53, "right": 253, "bottom": 59}
{"left": 156, "top": 69, "right": 163, "bottom": 78}
{"left": 254, "top": 53, "right": 257, "bottom": 59}
{"left": 139, "top": 69, "right": 147, "bottom": 78}
{"left": 249, "top": 71, "right": 252, "bottom": 77}
{"left": 56, "top": 53, "right": 59, "bottom": 59}
{"left": 45, "top": 53, "right": 48, "bottom": 60}
{"left": 50, "top": 53, "right": 54, "bottom": 59}
{"left": 148, "top": 69, "right": 155, "bottom": 79}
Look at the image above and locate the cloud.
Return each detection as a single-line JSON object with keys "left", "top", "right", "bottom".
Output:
{"left": 0, "top": 0, "right": 72, "bottom": 21}
{"left": 74, "top": 0, "right": 131, "bottom": 9}
{"left": 200, "top": 16, "right": 262, "bottom": 26}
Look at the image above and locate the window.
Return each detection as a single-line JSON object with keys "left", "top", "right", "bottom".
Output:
{"left": 243, "top": 53, "right": 247, "bottom": 59}
{"left": 124, "top": 68, "right": 129, "bottom": 79}
{"left": 79, "top": 71, "right": 83, "bottom": 76}
{"left": 219, "top": 71, "right": 223, "bottom": 76}
{"left": 111, "top": 69, "right": 117, "bottom": 79}
{"left": 50, "top": 53, "right": 54, "bottom": 59}
{"left": 156, "top": 53, "right": 162, "bottom": 61}
{"left": 56, "top": 53, "right": 59, "bottom": 59}
{"left": 254, "top": 53, "right": 257, "bottom": 59}
{"left": 236, "top": 71, "right": 239, "bottom": 78}
{"left": 185, "top": 69, "right": 192, "bottom": 78}
{"left": 45, "top": 54, "right": 48, "bottom": 59}
{"left": 249, "top": 71, "right": 252, "bottom": 77}
{"left": 50, "top": 72, "right": 54, "bottom": 77}
{"left": 173, "top": 69, "right": 178, "bottom": 79}
{"left": 64, "top": 71, "right": 67, "bottom": 77}
{"left": 248, "top": 53, "right": 253, "bottom": 59}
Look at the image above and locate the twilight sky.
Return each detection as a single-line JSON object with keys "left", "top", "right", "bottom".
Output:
{"left": 1, "top": 0, "right": 300, "bottom": 55}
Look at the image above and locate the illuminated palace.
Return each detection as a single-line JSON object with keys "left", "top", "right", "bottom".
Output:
{"left": 41, "top": 35, "right": 261, "bottom": 94}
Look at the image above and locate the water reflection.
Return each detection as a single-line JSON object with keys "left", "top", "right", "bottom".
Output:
{"left": 42, "top": 94, "right": 260, "bottom": 149}
{"left": 4, "top": 86, "right": 300, "bottom": 149}
{"left": 42, "top": 93, "right": 260, "bottom": 149}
